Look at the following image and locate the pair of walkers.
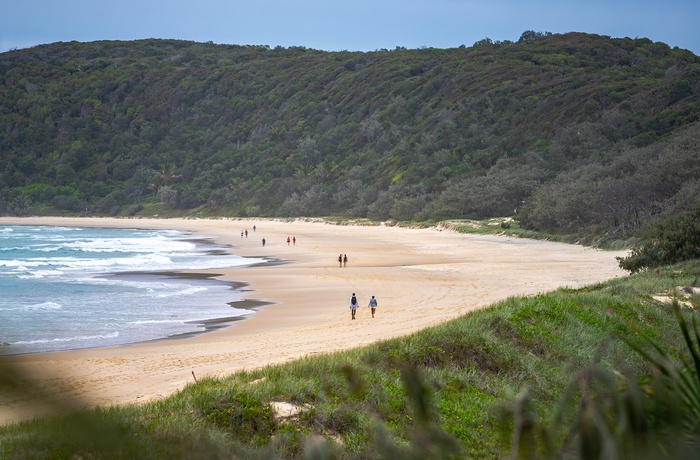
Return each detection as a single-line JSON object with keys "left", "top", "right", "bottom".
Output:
{"left": 349, "top": 293, "right": 378, "bottom": 320}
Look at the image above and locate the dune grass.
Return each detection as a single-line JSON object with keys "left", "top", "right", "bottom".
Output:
{"left": 1, "top": 260, "right": 698, "bottom": 459}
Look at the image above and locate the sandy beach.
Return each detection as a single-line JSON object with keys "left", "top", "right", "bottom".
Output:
{"left": 0, "top": 217, "right": 628, "bottom": 426}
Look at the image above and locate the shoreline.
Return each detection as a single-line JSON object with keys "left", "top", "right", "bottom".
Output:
{"left": 0, "top": 255, "right": 273, "bottom": 358}
{"left": 0, "top": 223, "right": 286, "bottom": 357}
{"left": 99, "top": 270, "right": 279, "bottom": 344}
{"left": 0, "top": 216, "right": 629, "bottom": 426}
{"left": 0, "top": 295, "right": 274, "bottom": 358}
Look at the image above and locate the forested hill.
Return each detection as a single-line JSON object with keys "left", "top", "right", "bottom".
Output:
{"left": 1, "top": 32, "right": 699, "bottom": 240}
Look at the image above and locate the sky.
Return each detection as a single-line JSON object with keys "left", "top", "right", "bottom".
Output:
{"left": 2, "top": 1, "right": 699, "bottom": 56}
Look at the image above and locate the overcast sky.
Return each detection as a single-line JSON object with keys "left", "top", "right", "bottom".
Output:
{"left": 2, "top": 1, "right": 698, "bottom": 55}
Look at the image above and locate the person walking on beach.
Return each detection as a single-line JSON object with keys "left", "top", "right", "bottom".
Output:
{"left": 338, "top": 254, "right": 343, "bottom": 268}
{"left": 293, "top": 236, "right": 296, "bottom": 246}
{"left": 368, "top": 295, "right": 377, "bottom": 318}
{"left": 262, "top": 238, "right": 266, "bottom": 247}
{"left": 287, "top": 236, "right": 291, "bottom": 246}
{"left": 349, "top": 293, "right": 358, "bottom": 320}
{"left": 245, "top": 229, "right": 248, "bottom": 238}
{"left": 343, "top": 254, "right": 348, "bottom": 268}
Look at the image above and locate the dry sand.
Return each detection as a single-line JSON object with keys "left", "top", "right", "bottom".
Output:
{"left": 0, "top": 217, "right": 628, "bottom": 426}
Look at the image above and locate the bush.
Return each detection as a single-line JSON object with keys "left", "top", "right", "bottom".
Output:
{"left": 618, "top": 202, "right": 700, "bottom": 273}
{"left": 51, "top": 194, "right": 83, "bottom": 212}
{"left": 201, "top": 392, "right": 276, "bottom": 445}
{"left": 0, "top": 190, "right": 32, "bottom": 215}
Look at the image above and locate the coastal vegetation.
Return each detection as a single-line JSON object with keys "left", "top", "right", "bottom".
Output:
{"left": 1, "top": 259, "right": 699, "bottom": 458}
{"left": 1, "top": 32, "right": 699, "bottom": 246}
{"left": 3, "top": 31, "right": 700, "bottom": 458}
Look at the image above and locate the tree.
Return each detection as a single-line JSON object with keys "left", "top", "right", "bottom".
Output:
{"left": 473, "top": 38, "right": 494, "bottom": 47}
{"left": 296, "top": 136, "right": 320, "bottom": 165}
{"left": 518, "top": 30, "right": 552, "bottom": 42}
{"left": 149, "top": 163, "right": 181, "bottom": 196}
{"left": 157, "top": 186, "right": 178, "bottom": 208}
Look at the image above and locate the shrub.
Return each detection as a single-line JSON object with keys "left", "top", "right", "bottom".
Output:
{"left": 201, "top": 392, "right": 276, "bottom": 445}
{"left": 618, "top": 202, "right": 700, "bottom": 273}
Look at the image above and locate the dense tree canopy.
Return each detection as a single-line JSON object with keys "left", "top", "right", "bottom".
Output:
{"left": 1, "top": 32, "right": 699, "bottom": 242}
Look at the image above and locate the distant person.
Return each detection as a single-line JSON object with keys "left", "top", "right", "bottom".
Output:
{"left": 262, "top": 238, "right": 266, "bottom": 247}
{"left": 253, "top": 225, "right": 256, "bottom": 232}
{"left": 338, "top": 254, "right": 343, "bottom": 268}
{"left": 293, "top": 236, "right": 296, "bottom": 245}
{"left": 349, "top": 293, "right": 358, "bottom": 320}
{"left": 287, "top": 236, "right": 291, "bottom": 246}
{"left": 245, "top": 229, "right": 248, "bottom": 238}
{"left": 368, "top": 295, "right": 377, "bottom": 318}
{"left": 343, "top": 254, "right": 348, "bottom": 268}
{"left": 241, "top": 230, "right": 244, "bottom": 238}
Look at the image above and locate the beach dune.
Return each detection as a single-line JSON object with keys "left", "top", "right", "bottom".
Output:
{"left": 0, "top": 217, "right": 628, "bottom": 426}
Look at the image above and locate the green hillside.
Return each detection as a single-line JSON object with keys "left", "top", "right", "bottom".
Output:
{"left": 1, "top": 32, "right": 699, "bottom": 242}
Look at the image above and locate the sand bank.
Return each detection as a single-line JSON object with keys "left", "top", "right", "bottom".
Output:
{"left": 0, "top": 217, "right": 628, "bottom": 425}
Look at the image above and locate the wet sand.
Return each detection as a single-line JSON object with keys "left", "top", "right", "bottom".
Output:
{"left": 0, "top": 217, "right": 628, "bottom": 426}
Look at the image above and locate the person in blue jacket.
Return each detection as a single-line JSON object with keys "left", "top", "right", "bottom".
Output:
{"left": 368, "top": 295, "right": 377, "bottom": 318}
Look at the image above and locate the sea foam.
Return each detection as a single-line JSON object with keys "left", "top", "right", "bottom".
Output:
{"left": 0, "top": 225, "right": 265, "bottom": 355}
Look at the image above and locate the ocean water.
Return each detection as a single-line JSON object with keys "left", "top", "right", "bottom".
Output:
{"left": 0, "top": 225, "right": 265, "bottom": 356}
